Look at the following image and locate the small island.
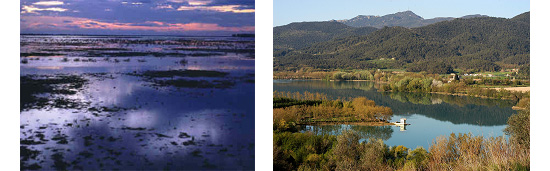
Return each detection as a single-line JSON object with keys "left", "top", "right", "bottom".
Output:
{"left": 273, "top": 91, "right": 394, "bottom": 131}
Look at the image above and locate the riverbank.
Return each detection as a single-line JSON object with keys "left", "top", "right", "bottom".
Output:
{"left": 298, "top": 120, "right": 395, "bottom": 126}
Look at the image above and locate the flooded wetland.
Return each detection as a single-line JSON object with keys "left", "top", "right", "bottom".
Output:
{"left": 20, "top": 35, "right": 255, "bottom": 170}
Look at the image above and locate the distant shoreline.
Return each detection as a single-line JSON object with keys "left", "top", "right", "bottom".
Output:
{"left": 20, "top": 33, "right": 254, "bottom": 37}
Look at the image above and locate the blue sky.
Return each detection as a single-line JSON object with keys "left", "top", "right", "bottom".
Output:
{"left": 274, "top": 0, "right": 530, "bottom": 26}
{"left": 20, "top": 0, "right": 255, "bottom": 35}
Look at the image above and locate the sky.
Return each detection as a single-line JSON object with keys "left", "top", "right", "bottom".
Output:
{"left": 274, "top": 0, "right": 530, "bottom": 26}
{"left": 20, "top": 0, "right": 255, "bottom": 35}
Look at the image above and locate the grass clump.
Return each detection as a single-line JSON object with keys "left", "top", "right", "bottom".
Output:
{"left": 20, "top": 75, "right": 87, "bottom": 110}
{"left": 20, "top": 52, "right": 64, "bottom": 57}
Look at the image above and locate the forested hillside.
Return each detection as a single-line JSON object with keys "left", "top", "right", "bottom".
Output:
{"left": 274, "top": 12, "right": 529, "bottom": 74}
{"left": 273, "top": 22, "right": 378, "bottom": 55}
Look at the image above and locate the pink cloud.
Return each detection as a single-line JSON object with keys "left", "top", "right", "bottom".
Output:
{"left": 21, "top": 16, "right": 254, "bottom": 32}
{"left": 177, "top": 5, "right": 254, "bottom": 13}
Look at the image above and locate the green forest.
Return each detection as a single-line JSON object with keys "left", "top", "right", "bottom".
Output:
{"left": 274, "top": 12, "right": 529, "bottom": 74}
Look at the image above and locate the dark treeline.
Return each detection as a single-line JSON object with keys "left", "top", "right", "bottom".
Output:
{"left": 274, "top": 12, "right": 529, "bottom": 74}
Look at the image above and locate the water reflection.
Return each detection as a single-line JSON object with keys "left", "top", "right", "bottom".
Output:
{"left": 396, "top": 124, "right": 407, "bottom": 131}
{"left": 274, "top": 80, "right": 516, "bottom": 126}
{"left": 21, "top": 35, "right": 254, "bottom": 170}
{"left": 301, "top": 124, "right": 393, "bottom": 141}
{"left": 275, "top": 80, "right": 514, "bottom": 149}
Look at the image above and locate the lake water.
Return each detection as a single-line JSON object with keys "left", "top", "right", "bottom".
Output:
{"left": 274, "top": 80, "right": 516, "bottom": 149}
{"left": 20, "top": 35, "right": 254, "bottom": 170}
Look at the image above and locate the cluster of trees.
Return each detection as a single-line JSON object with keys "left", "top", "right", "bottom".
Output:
{"left": 518, "top": 64, "right": 530, "bottom": 78}
{"left": 405, "top": 62, "right": 454, "bottom": 74}
{"left": 274, "top": 100, "right": 531, "bottom": 170}
{"left": 331, "top": 70, "right": 376, "bottom": 80}
{"left": 384, "top": 78, "right": 530, "bottom": 100}
{"left": 273, "top": 70, "right": 334, "bottom": 80}
{"left": 274, "top": 12, "right": 530, "bottom": 73}
{"left": 376, "top": 73, "right": 530, "bottom": 101}
{"left": 283, "top": 70, "right": 401, "bottom": 81}
{"left": 273, "top": 92, "right": 393, "bottom": 131}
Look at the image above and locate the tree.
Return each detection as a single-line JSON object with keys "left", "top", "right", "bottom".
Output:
{"left": 504, "top": 102, "right": 530, "bottom": 150}
{"left": 334, "top": 130, "right": 363, "bottom": 170}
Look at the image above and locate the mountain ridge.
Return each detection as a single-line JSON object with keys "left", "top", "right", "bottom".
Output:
{"left": 338, "top": 10, "right": 489, "bottom": 28}
{"left": 274, "top": 12, "right": 530, "bottom": 74}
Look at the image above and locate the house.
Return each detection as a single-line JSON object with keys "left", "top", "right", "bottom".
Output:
{"left": 448, "top": 73, "right": 459, "bottom": 83}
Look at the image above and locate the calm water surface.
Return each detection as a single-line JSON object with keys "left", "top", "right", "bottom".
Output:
{"left": 274, "top": 80, "right": 516, "bottom": 149}
{"left": 20, "top": 35, "right": 254, "bottom": 170}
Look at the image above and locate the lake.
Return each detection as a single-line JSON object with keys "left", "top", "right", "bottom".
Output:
{"left": 20, "top": 35, "right": 255, "bottom": 170}
{"left": 274, "top": 80, "right": 516, "bottom": 149}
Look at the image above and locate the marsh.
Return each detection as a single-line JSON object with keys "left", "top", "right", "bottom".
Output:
{"left": 20, "top": 35, "right": 255, "bottom": 170}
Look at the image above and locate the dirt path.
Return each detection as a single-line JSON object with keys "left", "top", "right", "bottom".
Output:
{"left": 491, "top": 87, "right": 530, "bottom": 92}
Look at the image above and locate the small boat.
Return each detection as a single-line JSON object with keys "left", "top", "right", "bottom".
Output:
{"left": 393, "top": 118, "right": 411, "bottom": 126}
{"left": 393, "top": 118, "right": 410, "bottom": 131}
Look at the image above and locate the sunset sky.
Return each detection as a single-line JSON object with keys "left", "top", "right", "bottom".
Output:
{"left": 20, "top": 0, "right": 255, "bottom": 35}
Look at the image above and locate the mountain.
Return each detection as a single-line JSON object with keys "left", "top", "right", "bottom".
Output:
{"left": 338, "top": 11, "right": 488, "bottom": 28}
{"left": 274, "top": 12, "right": 529, "bottom": 73}
{"left": 274, "top": 11, "right": 490, "bottom": 55}
{"left": 273, "top": 21, "right": 378, "bottom": 53}
{"left": 460, "top": 14, "right": 489, "bottom": 19}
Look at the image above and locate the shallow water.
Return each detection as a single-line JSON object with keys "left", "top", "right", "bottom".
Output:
{"left": 20, "top": 35, "right": 254, "bottom": 170}
{"left": 274, "top": 80, "right": 516, "bottom": 149}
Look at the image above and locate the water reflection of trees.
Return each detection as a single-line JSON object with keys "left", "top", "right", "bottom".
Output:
{"left": 277, "top": 80, "right": 377, "bottom": 94}
{"left": 301, "top": 125, "right": 393, "bottom": 141}
{"left": 385, "top": 92, "right": 515, "bottom": 108}
{"left": 276, "top": 80, "right": 515, "bottom": 107}
{"left": 275, "top": 80, "right": 516, "bottom": 126}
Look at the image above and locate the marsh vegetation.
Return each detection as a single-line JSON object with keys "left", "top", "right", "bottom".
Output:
{"left": 274, "top": 91, "right": 393, "bottom": 132}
